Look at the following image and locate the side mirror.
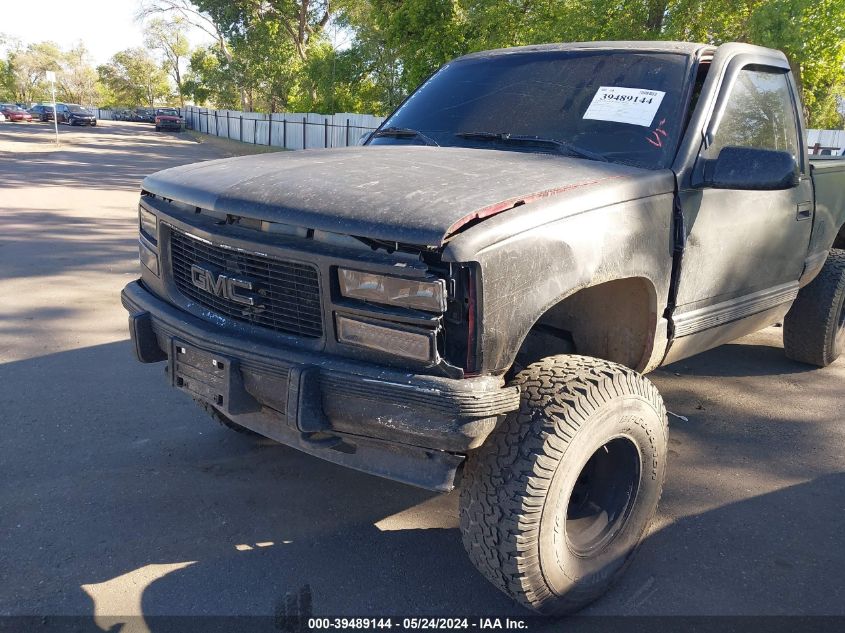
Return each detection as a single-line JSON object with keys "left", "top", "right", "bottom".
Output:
{"left": 695, "top": 146, "right": 798, "bottom": 191}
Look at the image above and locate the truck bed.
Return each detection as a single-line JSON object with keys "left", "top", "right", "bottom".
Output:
{"left": 809, "top": 156, "right": 845, "bottom": 251}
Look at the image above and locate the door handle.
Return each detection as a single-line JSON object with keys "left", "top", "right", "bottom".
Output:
{"left": 796, "top": 202, "right": 812, "bottom": 221}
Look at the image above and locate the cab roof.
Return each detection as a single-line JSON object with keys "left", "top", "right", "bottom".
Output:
{"left": 455, "top": 41, "right": 715, "bottom": 62}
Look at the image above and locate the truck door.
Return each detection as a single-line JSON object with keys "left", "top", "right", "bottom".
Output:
{"left": 666, "top": 62, "right": 813, "bottom": 362}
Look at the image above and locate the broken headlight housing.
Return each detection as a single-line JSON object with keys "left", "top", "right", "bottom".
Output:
{"left": 337, "top": 268, "right": 447, "bottom": 312}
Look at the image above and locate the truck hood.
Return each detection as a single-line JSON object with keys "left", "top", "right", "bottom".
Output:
{"left": 142, "top": 145, "right": 663, "bottom": 247}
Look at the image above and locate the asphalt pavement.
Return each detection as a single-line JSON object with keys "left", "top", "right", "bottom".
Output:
{"left": 1, "top": 120, "right": 843, "bottom": 629}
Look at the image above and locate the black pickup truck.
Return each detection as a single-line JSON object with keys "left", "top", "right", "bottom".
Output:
{"left": 122, "top": 41, "right": 845, "bottom": 614}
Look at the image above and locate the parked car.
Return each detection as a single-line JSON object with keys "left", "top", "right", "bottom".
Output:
{"left": 154, "top": 108, "right": 183, "bottom": 131}
{"left": 133, "top": 108, "right": 156, "bottom": 123}
{"left": 122, "top": 41, "right": 845, "bottom": 615}
{"left": 56, "top": 103, "right": 96, "bottom": 126}
{"left": 0, "top": 104, "right": 33, "bottom": 122}
{"left": 0, "top": 112, "right": 5, "bottom": 123}
{"left": 113, "top": 108, "right": 132, "bottom": 121}
{"left": 28, "top": 104, "right": 55, "bottom": 122}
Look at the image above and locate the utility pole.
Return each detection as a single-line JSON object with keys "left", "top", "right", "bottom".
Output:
{"left": 45, "top": 70, "right": 59, "bottom": 145}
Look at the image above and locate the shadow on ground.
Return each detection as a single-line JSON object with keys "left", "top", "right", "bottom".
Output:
{"left": 0, "top": 334, "right": 842, "bottom": 628}
{"left": 0, "top": 122, "right": 222, "bottom": 192}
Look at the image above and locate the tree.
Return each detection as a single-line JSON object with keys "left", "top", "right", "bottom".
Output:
{"left": 98, "top": 48, "right": 171, "bottom": 107}
{"left": 139, "top": 0, "right": 245, "bottom": 107}
{"left": 5, "top": 41, "right": 62, "bottom": 103}
{"left": 56, "top": 42, "right": 99, "bottom": 105}
{"left": 745, "top": 0, "right": 845, "bottom": 128}
{"left": 183, "top": 45, "right": 241, "bottom": 108}
{"left": 356, "top": 0, "right": 467, "bottom": 96}
{"left": 191, "top": 0, "right": 333, "bottom": 63}
{"left": 132, "top": 0, "right": 844, "bottom": 124}
{"left": 339, "top": 0, "right": 845, "bottom": 123}
{"left": 145, "top": 18, "right": 191, "bottom": 107}
{"left": 0, "top": 57, "right": 16, "bottom": 101}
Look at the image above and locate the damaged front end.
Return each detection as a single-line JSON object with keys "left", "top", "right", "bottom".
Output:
{"left": 124, "top": 192, "right": 518, "bottom": 491}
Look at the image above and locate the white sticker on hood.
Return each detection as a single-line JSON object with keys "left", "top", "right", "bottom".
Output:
{"left": 583, "top": 87, "right": 666, "bottom": 127}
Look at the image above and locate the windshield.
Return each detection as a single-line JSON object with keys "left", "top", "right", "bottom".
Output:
{"left": 68, "top": 105, "right": 90, "bottom": 113}
{"left": 157, "top": 109, "right": 179, "bottom": 116}
{"left": 370, "top": 50, "right": 692, "bottom": 169}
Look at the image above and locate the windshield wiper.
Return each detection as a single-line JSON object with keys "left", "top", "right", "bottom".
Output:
{"left": 455, "top": 132, "right": 608, "bottom": 162}
{"left": 372, "top": 126, "right": 440, "bottom": 146}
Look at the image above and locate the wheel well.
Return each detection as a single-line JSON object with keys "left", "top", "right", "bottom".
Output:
{"left": 833, "top": 223, "right": 845, "bottom": 249}
{"left": 513, "top": 277, "right": 657, "bottom": 373}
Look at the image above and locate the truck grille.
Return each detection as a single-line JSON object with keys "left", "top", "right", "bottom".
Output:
{"left": 169, "top": 228, "right": 323, "bottom": 339}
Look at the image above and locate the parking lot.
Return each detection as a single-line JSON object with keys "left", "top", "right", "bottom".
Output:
{"left": 1, "top": 120, "right": 844, "bottom": 626}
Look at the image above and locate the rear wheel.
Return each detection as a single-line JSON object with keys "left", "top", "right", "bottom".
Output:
{"left": 783, "top": 249, "right": 845, "bottom": 367}
{"left": 460, "top": 355, "right": 667, "bottom": 614}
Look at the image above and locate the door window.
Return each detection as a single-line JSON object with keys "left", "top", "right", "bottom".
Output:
{"left": 704, "top": 68, "right": 800, "bottom": 159}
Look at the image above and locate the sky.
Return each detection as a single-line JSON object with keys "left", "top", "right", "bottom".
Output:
{"left": 2, "top": 0, "right": 213, "bottom": 65}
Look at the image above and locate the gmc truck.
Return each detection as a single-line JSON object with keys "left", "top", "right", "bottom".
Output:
{"left": 122, "top": 41, "right": 845, "bottom": 614}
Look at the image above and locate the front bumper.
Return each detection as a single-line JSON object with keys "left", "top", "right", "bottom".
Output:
{"left": 122, "top": 280, "right": 519, "bottom": 491}
{"left": 157, "top": 120, "right": 182, "bottom": 129}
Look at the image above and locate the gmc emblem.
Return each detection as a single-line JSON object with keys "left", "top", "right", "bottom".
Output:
{"left": 190, "top": 264, "right": 260, "bottom": 306}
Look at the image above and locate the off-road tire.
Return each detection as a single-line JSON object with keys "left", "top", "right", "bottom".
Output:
{"left": 459, "top": 355, "right": 668, "bottom": 614}
{"left": 784, "top": 248, "right": 845, "bottom": 367}
{"left": 194, "top": 398, "right": 258, "bottom": 435}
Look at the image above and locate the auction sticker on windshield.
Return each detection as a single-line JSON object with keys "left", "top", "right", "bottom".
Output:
{"left": 583, "top": 87, "right": 666, "bottom": 127}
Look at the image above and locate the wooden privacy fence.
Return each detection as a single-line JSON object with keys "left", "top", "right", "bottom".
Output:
{"left": 183, "top": 107, "right": 384, "bottom": 150}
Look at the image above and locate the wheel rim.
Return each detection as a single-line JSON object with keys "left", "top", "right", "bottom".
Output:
{"left": 565, "top": 437, "right": 641, "bottom": 556}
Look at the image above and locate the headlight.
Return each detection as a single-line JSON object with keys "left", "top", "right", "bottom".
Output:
{"left": 336, "top": 315, "right": 435, "bottom": 362}
{"left": 338, "top": 268, "right": 446, "bottom": 312}
{"left": 139, "top": 207, "right": 157, "bottom": 244}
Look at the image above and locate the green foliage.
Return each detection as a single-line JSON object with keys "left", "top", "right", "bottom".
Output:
{"left": 0, "top": 58, "right": 16, "bottom": 101}
{"left": 5, "top": 41, "right": 63, "bottom": 103}
{"left": 364, "top": 0, "right": 467, "bottom": 91}
{"left": 145, "top": 18, "right": 191, "bottom": 106}
{"left": 98, "top": 48, "right": 172, "bottom": 107}
{"left": 745, "top": 0, "right": 845, "bottom": 128}
{"left": 1, "top": 40, "right": 101, "bottom": 105}
{"left": 56, "top": 43, "right": 99, "bottom": 104}
{"left": 183, "top": 46, "right": 241, "bottom": 108}
{"left": 3, "top": 0, "right": 843, "bottom": 124}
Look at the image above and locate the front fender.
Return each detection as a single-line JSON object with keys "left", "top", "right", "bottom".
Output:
{"left": 444, "top": 190, "right": 675, "bottom": 374}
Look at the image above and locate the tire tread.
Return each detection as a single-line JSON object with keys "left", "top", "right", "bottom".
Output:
{"left": 784, "top": 249, "right": 845, "bottom": 367}
{"left": 459, "top": 355, "right": 666, "bottom": 614}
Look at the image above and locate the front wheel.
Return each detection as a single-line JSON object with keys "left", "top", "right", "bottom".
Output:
{"left": 460, "top": 355, "right": 667, "bottom": 614}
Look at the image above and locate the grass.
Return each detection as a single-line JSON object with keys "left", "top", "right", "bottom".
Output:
{"left": 184, "top": 129, "right": 285, "bottom": 157}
